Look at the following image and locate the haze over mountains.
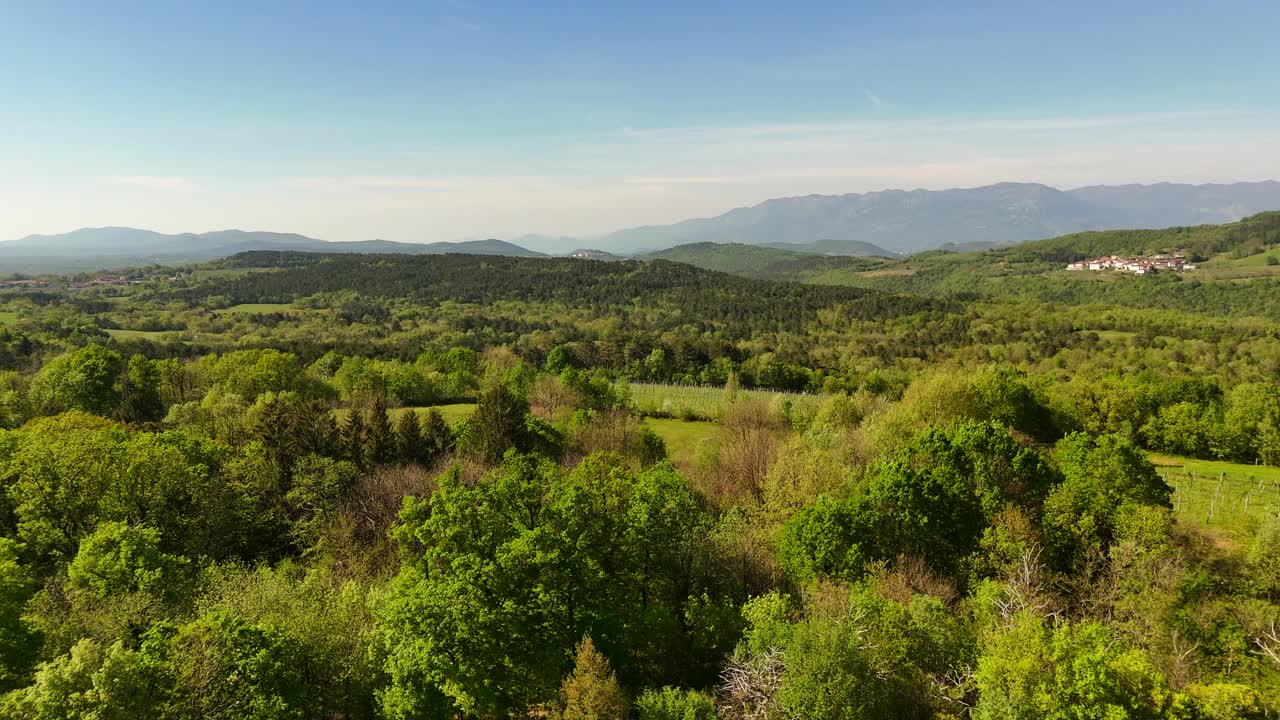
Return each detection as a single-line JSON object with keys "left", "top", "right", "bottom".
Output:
{"left": 594, "top": 180, "right": 1280, "bottom": 254}
{"left": 0, "top": 228, "right": 543, "bottom": 272}
{"left": 3, "top": 181, "right": 1279, "bottom": 273}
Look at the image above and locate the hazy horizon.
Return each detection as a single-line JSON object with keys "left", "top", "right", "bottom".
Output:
{"left": 5, "top": 178, "right": 1277, "bottom": 245}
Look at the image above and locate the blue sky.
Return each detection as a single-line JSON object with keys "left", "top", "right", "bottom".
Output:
{"left": 2, "top": 0, "right": 1278, "bottom": 242}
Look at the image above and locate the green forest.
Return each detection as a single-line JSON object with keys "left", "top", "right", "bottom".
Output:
{"left": 1, "top": 214, "right": 1280, "bottom": 719}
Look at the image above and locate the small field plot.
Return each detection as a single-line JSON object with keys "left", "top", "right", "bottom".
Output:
{"left": 336, "top": 403, "right": 477, "bottom": 427}
{"left": 628, "top": 382, "right": 822, "bottom": 421}
{"left": 215, "top": 303, "right": 298, "bottom": 315}
{"left": 105, "top": 328, "right": 181, "bottom": 341}
{"left": 1152, "top": 453, "right": 1280, "bottom": 533}
{"left": 645, "top": 417, "right": 717, "bottom": 468}
{"left": 0, "top": 311, "right": 18, "bottom": 325}
{"left": 187, "top": 267, "right": 275, "bottom": 281}
{"left": 1093, "top": 330, "right": 1136, "bottom": 342}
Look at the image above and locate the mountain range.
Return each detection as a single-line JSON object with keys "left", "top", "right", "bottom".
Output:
{"left": 593, "top": 181, "right": 1280, "bottom": 254}
{"left": 0, "top": 229, "right": 543, "bottom": 273}
{"left": 3, "top": 181, "right": 1279, "bottom": 273}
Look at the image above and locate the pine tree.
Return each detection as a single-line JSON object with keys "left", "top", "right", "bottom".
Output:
{"left": 460, "top": 382, "right": 528, "bottom": 464}
{"left": 558, "top": 635, "right": 628, "bottom": 720}
{"left": 395, "top": 408, "right": 423, "bottom": 464}
{"left": 255, "top": 394, "right": 301, "bottom": 475}
{"left": 366, "top": 394, "right": 394, "bottom": 466}
{"left": 420, "top": 407, "right": 452, "bottom": 464}
{"left": 295, "top": 398, "right": 339, "bottom": 458}
{"left": 341, "top": 409, "right": 367, "bottom": 469}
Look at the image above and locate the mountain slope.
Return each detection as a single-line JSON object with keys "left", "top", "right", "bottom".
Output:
{"left": 597, "top": 181, "right": 1280, "bottom": 254}
{"left": 1067, "top": 181, "right": 1280, "bottom": 227}
{"left": 760, "top": 239, "right": 898, "bottom": 257}
{"left": 643, "top": 242, "right": 888, "bottom": 281}
{"left": 773, "top": 211, "right": 1280, "bottom": 321}
{"left": 0, "top": 228, "right": 543, "bottom": 272}
{"left": 642, "top": 242, "right": 817, "bottom": 273}
{"left": 168, "top": 251, "right": 951, "bottom": 333}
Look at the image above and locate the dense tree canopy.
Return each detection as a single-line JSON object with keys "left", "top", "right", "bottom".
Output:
{"left": 0, "top": 217, "right": 1279, "bottom": 716}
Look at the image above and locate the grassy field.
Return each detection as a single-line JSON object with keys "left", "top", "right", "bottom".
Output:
{"left": 1152, "top": 453, "right": 1280, "bottom": 534}
{"left": 335, "top": 403, "right": 477, "bottom": 426}
{"left": 645, "top": 417, "right": 717, "bottom": 468}
{"left": 1205, "top": 249, "right": 1280, "bottom": 268}
{"left": 105, "top": 328, "right": 181, "bottom": 341}
{"left": 1093, "top": 329, "right": 1137, "bottom": 342}
{"left": 333, "top": 402, "right": 716, "bottom": 467}
{"left": 187, "top": 268, "right": 274, "bottom": 281}
{"left": 215, "top": 303, "right": 298, "bottom": 315}
{"left": 628, "top": 382, "right": 822, "bottom": 421}
{"left": 0, "top": 311, "right": 18, "bottom": 326}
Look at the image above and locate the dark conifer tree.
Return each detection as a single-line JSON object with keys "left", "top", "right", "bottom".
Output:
{"left": 366, "top": 395, "right": 394, "bottom": 466}
{"left": 295, "top": 398, "right": 339, "bottom": 459}
{"left": 395, "top": 408, "right": 423, "bottom": 464}
{"left": 420, "top": 407, "right": 453, "bottom": 465}
{"left": 341, "top": 408, "right": 367, "bottom": 470}
{"left": 255, "top": 394, "right": 301, "bottom": 476}
{"left": 460, "top": 382, "right": 529, "bottom": 464}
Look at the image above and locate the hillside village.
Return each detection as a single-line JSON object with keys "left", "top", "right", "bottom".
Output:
{"left": 1067, "top": 254, "right": 1197, "bottom": 274}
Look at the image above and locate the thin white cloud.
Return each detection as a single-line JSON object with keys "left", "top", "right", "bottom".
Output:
{"left": 624, "top": 176, "right": 734, "bottom": 185}
{"left": 612, "top": 110, "right": 1243, "bottom": 145}
{"left": 106, "top": 175, "right": 196, "bottom": 189}
{"left": 287, "top": 176, "right": 457, "bottom": 192}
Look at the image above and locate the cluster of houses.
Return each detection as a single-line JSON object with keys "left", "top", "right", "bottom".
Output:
{"left": 1, "top": 275, "right": 141, "bottom": 291}
{"left": 1066, "top": 254, "right": 1197, "bottom": 275}
{"left": 67, "top": 276, "right": 151, "bottom": 289}
{"left": 71, "top": 276, "right": 130, "bottom": 288}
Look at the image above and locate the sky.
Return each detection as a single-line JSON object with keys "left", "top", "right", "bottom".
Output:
{"left": 2, "top": 0, "right": 1279, "bottom": 243}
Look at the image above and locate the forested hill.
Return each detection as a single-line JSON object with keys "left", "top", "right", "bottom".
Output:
{"left": 176, "top": 251, "right": 952, "bottom": 330}
{"left": 998, "top": 210, "right": 1280, "bottom": 263}
{"left": 641, "top": 242, "right": 887, "bottom": 282}
{"left": 717, "top": 212, "right": 1280, "bottom": 322}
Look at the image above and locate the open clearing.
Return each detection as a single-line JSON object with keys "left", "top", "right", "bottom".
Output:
{"left": 645, "top": 417, "right": 716, "bottom": 468}
{"left": 105, "top": 328, "right": 180, "bottom": 341}
{"left": 1152, "top": 452, "right": 1280, "bottom": 534}
{"left": 0, "top": 311, "right": 18, "bottom": 325}
{"left": 335, "top": 403, "right": 477, "bottom": 427}
{"left": 333, "top": 403, "right": 714, "bottom": 468}
{"left": 215, "top": 303, "right": 298, "bottom": 315}
{"left": 628, "top": 382, "right": 822, "bottom": 421}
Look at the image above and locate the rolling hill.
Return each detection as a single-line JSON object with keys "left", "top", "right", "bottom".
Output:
{"left": 759, "top": 239, "right": 898, "bottom": 257}
{"left": 771, "top": 211, "right": 1280, "bottom": 321}
{"left": 8, "top": 181, "right": 1279, "bottom": 273}
{"left": 167, "top": 251, "right": 950, "bottom": 333}
{"left": 642, "top": 242, "right": 888, "bottom": 280}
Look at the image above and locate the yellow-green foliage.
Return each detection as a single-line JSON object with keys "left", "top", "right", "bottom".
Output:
{"left": 557, "top": 636, "right": 629, "bottom": 720}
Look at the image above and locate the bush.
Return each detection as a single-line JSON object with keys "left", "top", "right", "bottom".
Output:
{"left": 635, "top": 687, "right": 716, "bottom": 720}
{"left": 558, "top": 636, "right": 628, "bottom": 720}
{"left": 974, "top": 616, "right": 1180, "bottom": 720}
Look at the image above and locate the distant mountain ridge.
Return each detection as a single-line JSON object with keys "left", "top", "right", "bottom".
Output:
{"left": 596, "top": 181, "right": 1280, "bottom": 254}
{"left": 0, "top": 228, "right": 543, "bottom": 272}
{"left": 759, "top": 238, "right": 898, "bottom": 257}
{"left": 6, "top": 181, "right": 1280, "bottom": 272}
